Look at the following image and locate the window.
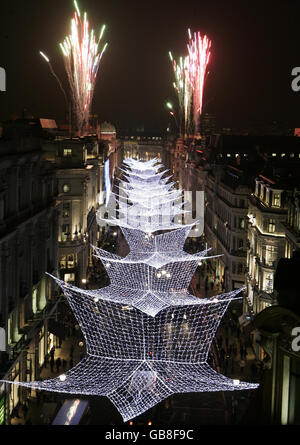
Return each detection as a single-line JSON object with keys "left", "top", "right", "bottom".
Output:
{"left": 240, "top": 199, "right": 245, "bottom": 208}
{"left": 64, "top": 273, "right": 75, "bottom": 283}
{"left": 63, "top": 203, "right": 70, "bottom": 218}
{"left": 63, "top": 148, "right": 72, "bottom": 157}
{"left": 264, "top": 273, "right": 273, "bottom": 292}
{"left": 266, "top": 245, "right": 276, "bottom": 266}
{"left": 63, "top": 184, "right": 71, "bottom": 193}
{"left": 260, "top": 185, "right": 264, "bottom": 200}
{"left": 61, "top": 224, "right": 70, "bottom": 242}
{"left": 273, "top": 193, "right": 280, "bottom": 207}
{"left": 237, "top": 263, "right": 244, "bottom": 275}
{"left": 67, "top": 255, "right": 75, "bottom": 269}
{"left": 268, "top": 218, "right": 276, "bottom": 233}
{"left": 59, "top": 254, "right": 75, "bottom": 269}
{"left": 239, "top": 218, "right": 245, "bottom": 229}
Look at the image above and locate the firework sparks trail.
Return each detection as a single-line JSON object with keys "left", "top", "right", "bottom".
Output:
{"left": 169, "top": 53, "right": 193, "bottom": 136}
{"left": 39, "top": 51, "right": 69, "bottom": 108}
{"left": 60, "top": 1, "right": 108, "bottom": 135}
{"left": 187, "top": 31, "right": 211, "bottom": 133}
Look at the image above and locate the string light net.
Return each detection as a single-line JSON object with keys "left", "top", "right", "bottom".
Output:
{"left": 1, "top": 158, "right": 258, "bottom": 422}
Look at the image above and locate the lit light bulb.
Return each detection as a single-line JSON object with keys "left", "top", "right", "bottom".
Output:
{"left": 233, "top": 379, "right": 240, "bottom": 386}
{"left": 59, "top": 374, "right": 67, "bottom": 382}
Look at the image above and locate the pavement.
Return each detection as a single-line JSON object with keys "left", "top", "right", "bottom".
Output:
{"left": 10, "top": 329, "right": 85, "bottom": 425}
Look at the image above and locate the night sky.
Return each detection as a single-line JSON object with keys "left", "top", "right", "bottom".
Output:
{"left": 1, "top": 0, "right": 300, "bottom": 132}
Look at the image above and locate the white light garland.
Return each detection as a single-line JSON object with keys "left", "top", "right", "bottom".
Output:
{"left": 1, "top": 158, "right": 258, "bottom": 422}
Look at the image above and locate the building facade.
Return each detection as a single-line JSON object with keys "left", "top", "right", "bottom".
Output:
{"left": 0, "top": 120, "right": 59, "bottom": 424}
{"left": 205, "top": 165, "right": 251, "bottom": 291}
{"left": 246, "top": 175, "right": 290, "bottom": 317}
{"left": 283, "top": 188, "right": 300, "bottom": 258}
{"left": 44, "top": 137, "right": 104, "bottom": 286}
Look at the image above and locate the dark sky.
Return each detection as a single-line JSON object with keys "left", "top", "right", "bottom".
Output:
{"left": 1, "top": 0, "right": 300, "bottom": 132}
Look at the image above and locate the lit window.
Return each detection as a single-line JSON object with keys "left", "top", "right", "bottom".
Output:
{"left": 264, "top": 273, "right": 273, "bottom": 293}
{"left": 239, "top": 218, "right": 245, "bottom": 229}
{"left": 60, "top": 255, "right": 67, "bottom": 269}
{"left": 63, "top": 148, "right": 72, "bottom": 157}
{"left": 67, "top": 255, "right": 75, "bottom": 268}
{"left": 268, "top": 218, "right": 276, "bottom": 233}
{"left": 227, "top": 154, "right": 231, "bottom": 158}
{"left": 266, "top": 246, "right": 275, "bottom": 266}
{"left": 64, "top": 273, "right": 75, "bottom": 283}
{"left": 63, "top": 184, "right": 71, "bottom": 193}
{"left": 281, "top": 153, "right": 286, "bottom": 157}
{"left": 63, "top": 203, "right": 70, "bottom": 217}
{"left": 273, "top": 193, "right": 280, "bottom": 207}
{"left": 290, "top": 153, "right": 295, "bottom": 158}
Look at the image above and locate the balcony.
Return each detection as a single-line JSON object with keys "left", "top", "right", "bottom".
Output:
{"left": 255, "top": 257, "right": 277, "bottom": 270}
{"left": 249, "top": 194, "right": 286, "bottom": 215}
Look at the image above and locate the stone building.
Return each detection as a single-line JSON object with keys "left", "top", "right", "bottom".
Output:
{"left": 246, "top": 175, "right": 292, "bottom": 316}
{"left": 283, "top": 188, "right": 300, "bottom": 258}
{"left": 0, "top": 119, "right": 58, "bottom": 424}
{"left": 205, "top": 165, "right": 251, "bottom": 291}
{"left": 43, "top": 136, "right": 104, "bottom": 286}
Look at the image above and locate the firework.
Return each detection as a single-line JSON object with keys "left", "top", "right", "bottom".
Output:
{"left": 169, "top": 30, "right": 211, "bottom": 138}
{"left": 60, "top": 1, "right": 108, "bottom": 135}
{"left": 39, "top": 51, "right": 69, "bottom": 107}
{"left": 169, "top": 53, "right": 193, "bottom": 136}
{"left": 187, "top": 30, "right": 211, "bottom": 133}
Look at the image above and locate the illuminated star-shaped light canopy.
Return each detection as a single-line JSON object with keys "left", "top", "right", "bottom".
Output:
{"left": 1, "top": 158, "right": 258, "bottom": 422}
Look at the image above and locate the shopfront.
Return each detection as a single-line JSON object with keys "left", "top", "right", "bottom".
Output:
{"left": 8, "top": 362, "right": 20, "bottom": 415}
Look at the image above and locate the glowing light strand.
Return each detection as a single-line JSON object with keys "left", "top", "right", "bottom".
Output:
{"left": 1, "top": 159, "right": 258, "bottom": 422}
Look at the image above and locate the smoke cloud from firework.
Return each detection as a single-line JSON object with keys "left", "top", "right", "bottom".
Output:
{"left": 60, "top": 1, "right": 108, "bottom": 135}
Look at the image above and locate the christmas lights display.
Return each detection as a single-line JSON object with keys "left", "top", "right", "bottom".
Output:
{"left": 1, "top": 158, "right": 259, "bottom": 422}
